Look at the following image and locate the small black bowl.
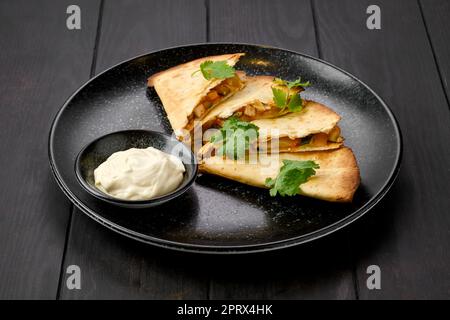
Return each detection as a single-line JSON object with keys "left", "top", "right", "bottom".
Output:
{"left": 75, "top": 130, "right": 198, "bottom": 208}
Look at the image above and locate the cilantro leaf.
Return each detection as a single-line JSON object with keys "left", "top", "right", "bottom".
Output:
{"left": 210, "top": 117, "right": 259, "bottom": 160}
{"left": 286, "top": 79, "right": 311, "bottom": 89}
{"left": 272, "top": 77, "right": 310, "bottom": 113}
{"left": 274, "top": 77, "right": 311, "bottom": 89}
{"left": 287, "top": 93, "right": 303, "bottom": 112}
{"left": 265, "top": 160, "right": 319, "bottom": 196}
{"left": 197, "top": 60, "right": 236, "bottom": 80}
{"left": 271, "top": 87, "right": 288, "bottom": 108}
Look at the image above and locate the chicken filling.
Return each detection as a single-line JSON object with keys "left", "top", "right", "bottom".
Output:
{"left": 203, "top": 126, "right": 342, "bottom": 152}
{"left": 191, "top": 75, "right": 243, "bottom": 121}
{"left": 265, "top": 126, "right": 342, "bottom": 151}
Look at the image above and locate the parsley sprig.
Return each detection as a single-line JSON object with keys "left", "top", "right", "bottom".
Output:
{"left": 210, "top": 117, "right": 259, "bottom": 160}
{"left": 265, "top": 160, "right": 319, "bottom": 196}
{"left": 193, "top": 60, "right": 236, "bottom": 80}
{"left": 271, "top": 77, "right": 311, "bottom": 113}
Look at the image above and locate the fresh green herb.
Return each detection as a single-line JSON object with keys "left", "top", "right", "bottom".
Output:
{"left": 271, "top": 86, "right": 303, "bottom": 113}
{"left": 271, "top": 87, "right": 288, "bottom": 109}
{"left": 287, "top": 92, "right": 303, "bottom": 112}
{"left": 192, "top": 60, "right": 236, "bottom": 80}
{"left": 210, "top": 117, "right": 259, "bottom": 160}
{"left": 265, "top": 160, "right": 319, "bottom": 197}
{"left": 273, "top": 77, "right": 311, "bottom": 89}
{"left": 272, "top": 77, "right": 310, "bottom": 113}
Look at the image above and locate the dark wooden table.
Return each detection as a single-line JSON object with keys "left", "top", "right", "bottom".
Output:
{"left": 1, "top": 0, "right": 449, "bottom": 300}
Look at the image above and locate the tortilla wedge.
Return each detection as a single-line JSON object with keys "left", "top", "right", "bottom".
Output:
{"left": 199, "top": 147, "right": 360, "bottom": 202}
{"left": 201, "top": 75, "right": 303, "bottom": 131}
{"left": 252, "top": 101, "right": 344, "bottom": 153}
{"left": 199, "top": 101, "right": 344, "bottom": 157}
{"left": 147, "top": 53, "right": 245, "bottom": 137}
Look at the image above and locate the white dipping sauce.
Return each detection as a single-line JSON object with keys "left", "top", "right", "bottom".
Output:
{"left": 94, "top": 147, "right": 185, "bottom": 201}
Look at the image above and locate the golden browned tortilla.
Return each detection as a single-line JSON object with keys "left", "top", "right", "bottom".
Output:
{"left": 201, "top": 75, "right": 303, "bottom": 130}
{"left": 252, "top": 101, "right": 343, "bottom": 152}
{"left": 201, "top": 75, "right": 275, "bottom": 125}
{"left": 199, "top": 147, "right": 360, "bottom": 202}
{"left": 148, "top": 53, "right": 245, "bottom": 136}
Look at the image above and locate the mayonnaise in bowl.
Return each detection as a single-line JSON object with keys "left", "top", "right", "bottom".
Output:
{"left": 94, "top": 147, "right": 185, "bottom": 201}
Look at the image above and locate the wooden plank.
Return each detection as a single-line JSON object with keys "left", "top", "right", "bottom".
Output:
{"left": 419, "top": 0, "right": 450, "bottom": 102}
{"left": 0, "top": 0, "right": 100, "bottom": 299}
{"left": 208, "top": 0, "right": 356, "bottom": 299}
{"left": 209, "top": 0, "right": 318, "bottom": 56}
{"left": 59, "top": 0, "right": 208, "bottom": 299}
{"left": 61, "top": 213, "right": 210, "bottom": 299}
{"left": 95, "top": 0, "right": 208, "bottom": 72}
{"left": 207, "top": 237, "right": 356, "bottom": 299}
{"left": 313, "top": 0, "right": 450, "bottom": 299}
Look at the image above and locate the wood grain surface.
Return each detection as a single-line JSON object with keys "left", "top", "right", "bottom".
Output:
{"left": 420, "top": 0, "right": 450, "bottom": 102}
{"left": 0, "top": 0, "right": 100, "bottom": 299}
{"left": 207, "top": 0, "right": 356, "bottom": 300}
{"left": 59, "top": 0, "right": 209, "bottom": 300}
{"left": 0, "top": 0, "right": 448, "bottom": 300}
{"left": 314, "top": 0, "right": 450, "bottom": 299}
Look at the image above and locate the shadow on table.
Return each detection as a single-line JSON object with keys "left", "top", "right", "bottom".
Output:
{"left": 59, "top": 172, "right": 405, "bottom": 299}
{"left": 178, "top": 178, "right": 404, "bottom": 299}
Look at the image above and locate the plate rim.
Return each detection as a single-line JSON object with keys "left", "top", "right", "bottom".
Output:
{"left": 48, "top": 42, "right": 403, "bottom": 254}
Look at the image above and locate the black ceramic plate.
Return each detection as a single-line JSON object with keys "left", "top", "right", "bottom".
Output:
{"left": 49, "top": 43, "right": 402, "bottom": 254}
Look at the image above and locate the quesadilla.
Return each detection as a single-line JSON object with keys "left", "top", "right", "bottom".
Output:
{"left": 147, "top": 53, "right": 245, "bottom": 137}
{"left": 199, "top": 101, "right": 343, "bottom": 158}
{"left": 201, "top": 75, "right": 302, "bottom": 131}
{"left": 253, "top": 101, "right": 343, "bottom": 153}
{"left": 199, "top": 147, "right": 360, "bottom": 202}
